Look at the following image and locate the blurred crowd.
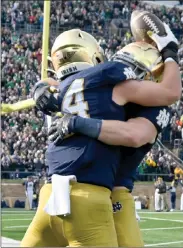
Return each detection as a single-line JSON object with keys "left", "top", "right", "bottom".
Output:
{"left": 1, "top": 1, "right": 183, "bottom": 179}
{"left": 138, "top": 147, "right": 183, "bottom": 178}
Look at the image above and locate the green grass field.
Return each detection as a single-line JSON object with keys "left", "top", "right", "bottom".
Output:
{"left": 1, "top": 209, "right": 183, "bottom": 247}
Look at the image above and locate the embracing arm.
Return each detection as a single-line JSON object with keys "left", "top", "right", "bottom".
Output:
{"left": 48, "top": 114, "right": 157, "bottom": 148}
{"left": 98, "top": 117, "right": 157, "bottom": 147}
{"left": 48, "top": 105, "right": 170, "bottom": 147}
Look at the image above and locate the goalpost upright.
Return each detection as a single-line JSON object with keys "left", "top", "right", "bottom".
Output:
{"left": 41, "top": 0, "right": 51, "bottom": 80}
{"left": 41, "top": 0, "right": 52, "bottom": 128}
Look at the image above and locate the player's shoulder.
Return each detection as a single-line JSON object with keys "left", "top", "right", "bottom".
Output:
{"left": 94, "top": 61, "right": 137, "bottom": 81}
{"left": 59, "top": 61, "right": 137, "bottom": 90}
{"left": 80, "top": 61, "right": 137, "bottom": 87}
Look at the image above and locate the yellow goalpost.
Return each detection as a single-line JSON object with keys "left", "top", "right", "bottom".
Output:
{"left": 1, "top": 0, "right": 51, "bottom": 115}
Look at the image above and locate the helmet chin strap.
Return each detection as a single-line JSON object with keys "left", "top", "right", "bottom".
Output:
{"left": 56, "top": 62, "right": 93, "bottom": 79}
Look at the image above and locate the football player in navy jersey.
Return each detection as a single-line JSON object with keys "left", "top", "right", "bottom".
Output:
{"left": 44, "top": 25, "right": 180, "bottom": 247}
{"left": 52, "top": 103, "right": 171, "bottom": 247}
{"left": 22, "top": 25, "right": 181, "bottom": 247}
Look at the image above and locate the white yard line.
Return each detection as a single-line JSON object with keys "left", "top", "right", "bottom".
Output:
{"left": 1, "top": 237, "right": 20, "bottom": 247}
{"left": 2, "top": 218, "right": 32, "bottom": 221}
{"left": 141, "top": 217, "right": 183, "bottom": 223}
{"left": 138, "top": 211, "right": 182, "bottom": 214}
{"left": 4, "top": 225, "right": 28, "bottom": 229}
{"left": 142, "top": 226, "right": 183, "bottom": 231}
{"left": 2, "top": 210, "right": 182, "bottom": 214}
{"left": 2, "top": 213, "right": 34, "bottom": 216}
{"left": 145, "top": 240, "right": 183, "bottom": 247}
{"left": 2, "top": 211, "right": 35, "bottom": 213}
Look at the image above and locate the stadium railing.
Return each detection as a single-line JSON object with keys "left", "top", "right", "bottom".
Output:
{"left": 1, "top": 22, "right": 128, "bottom": 37}
{"left": 1, "top": 171, "right": 39, "bottom": 179}
{"left": 2, "top": 22, "right": 182, "bottom": 39}
{"left": 136, "top": 173, "right": 175, "bottom": 182}
{"left": 1, "top": 171, "right": 177, "bottom": 182}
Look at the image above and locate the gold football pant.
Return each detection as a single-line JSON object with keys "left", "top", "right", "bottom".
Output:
{"left": 21, "top": 184, "right": 68, "bottom": 247}
{"left": 112, "top": 188, "right": 144, "bottom": 247}
{"left": 21, "top": 182, "right": 118, "bottom": 247}
{"left": 60, "top": 182, "right": 118, "bottom": 247}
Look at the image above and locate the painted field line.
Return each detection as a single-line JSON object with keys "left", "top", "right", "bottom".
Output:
{"left": 2, "top": 213, "right": 34, "bottom": 216}
{"left": 138, "top": 211, "right": 181, "bottom": 214}
{"left": 2, "top": 218, "right": 32, "bottom": 221}
{"left": 142, "top": 226, "right": 183, "bottom": 231}
{"left": 2, "top": 210, "right": 35, "bottom": 213}
{"left": 4, "top": 225, "right": 28, "bottom": 229}
{"left": 141, "top": 217, "right": 183, "bottom": 223}
{"left": 1, "top": 237, "right": 20, "bottom": 247}
{"left": 145, "top": 240, "right": 183, "bottom": 247}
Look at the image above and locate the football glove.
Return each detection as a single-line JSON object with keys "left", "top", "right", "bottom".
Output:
{"left": 33, "top": 81, "right": 60, "bottom": 115}
{"left": 48, "top": 113, "right": 74, "bottom": 145}
{"left": 147, "top": 23, "right": 179, "bottom": 63}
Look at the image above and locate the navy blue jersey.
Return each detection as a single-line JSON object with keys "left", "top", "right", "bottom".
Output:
{"left": 46, "top": 62, "right": 136, "bottom": 190}
{"left": 115, "top": 104, "right": 171, "bottom": 191}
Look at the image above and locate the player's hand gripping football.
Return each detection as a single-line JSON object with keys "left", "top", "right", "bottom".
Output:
{"left": 33, "top": 81, "right": 60, "bottom": 116}
{"left": 147, "top": 23, "right": 179, "bottom": 63}
{"left": 48, "top": 113, "right": 74, "bottom": 145}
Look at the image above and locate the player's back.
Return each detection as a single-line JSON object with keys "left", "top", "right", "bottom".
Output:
{"left": 115, "top": 103, "right": 171, "bottom": 191}
{"left": 46, "top": 61, "right": 135, "bottom": 190}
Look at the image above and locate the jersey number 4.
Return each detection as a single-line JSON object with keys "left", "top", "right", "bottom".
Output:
{"left": 61, "top": 78, "right": 89, "bottom": 118}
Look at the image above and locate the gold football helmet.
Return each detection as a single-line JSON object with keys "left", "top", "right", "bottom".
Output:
{"left": 112, "top": 42, "right": 164, "bottom": 82}
{"left": 51, "top": 29, "right": 106, "bottom": 79}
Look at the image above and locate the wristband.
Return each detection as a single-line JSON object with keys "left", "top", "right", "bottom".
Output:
{"left": 161, "top": 42, "right": 179, "bottom": 64}
{"left": 69, "top": 116, "right": 102, "bottom": 139}
{"left": 161, "top": 49, "right": 179, "bottom": 64}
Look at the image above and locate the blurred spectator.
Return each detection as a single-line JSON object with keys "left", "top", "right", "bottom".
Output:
{"left": 154, "top": 177, "right": 169, "bottom": 211}
{"left": 168, "top": 179, "right": 179, "bottom": 211}
{"left": 1, "top": 1, "right": 183, "bottom": 179}
{"left": 174, "top": 165, "right": 183, "bottom": 179}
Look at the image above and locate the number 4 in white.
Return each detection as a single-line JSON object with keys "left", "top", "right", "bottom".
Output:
{"left": 62, "top": 78, "right": 89, "bottom": 118}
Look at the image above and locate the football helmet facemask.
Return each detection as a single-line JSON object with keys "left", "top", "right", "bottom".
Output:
{"left": 111, "top": 42, "right": 164, "bottom": 82}
{"left": 51, "top": 29, "right": 106, "bottom": 79}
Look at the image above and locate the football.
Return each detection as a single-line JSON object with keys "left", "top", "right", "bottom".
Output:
{"left": 130, "top": 10, "right": 166, "bottom": 44}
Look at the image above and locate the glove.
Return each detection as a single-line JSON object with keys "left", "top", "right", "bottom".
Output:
{"left": 48, "top": 113, "right": 74, "bottom": 145}
{"left": 147, "top": 23, "right": 179, "bottom": 63}
{"left": 33, "top": 81, "right": 60, "bottom": 115}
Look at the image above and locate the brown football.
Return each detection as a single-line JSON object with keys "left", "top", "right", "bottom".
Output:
{"left": 130, "top": 10, "right": 166, "bottom": 44}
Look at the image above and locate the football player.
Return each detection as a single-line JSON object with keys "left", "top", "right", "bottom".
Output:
{"left": 44, "top": 25, "right": 181, "bottom": 247}
{"left": 23, "top": 176, "right": 34, "bottom": 210}
{"left": 22, "top": 25, "right": 180, "bottom": 247}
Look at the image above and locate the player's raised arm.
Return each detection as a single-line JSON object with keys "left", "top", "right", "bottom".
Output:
{"left": 120, "top": 62, "right": 181, "bottom": 107}
{"left": 116, "top": 23, "right": 181, "bottom": 107}
{"left": 118, "top": 61, "right": 181, "bottom": 106}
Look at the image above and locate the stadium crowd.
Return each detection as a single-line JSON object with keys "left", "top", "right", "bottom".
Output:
{"left": 1, "top": 1, "right": 183, "bottom": 179}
